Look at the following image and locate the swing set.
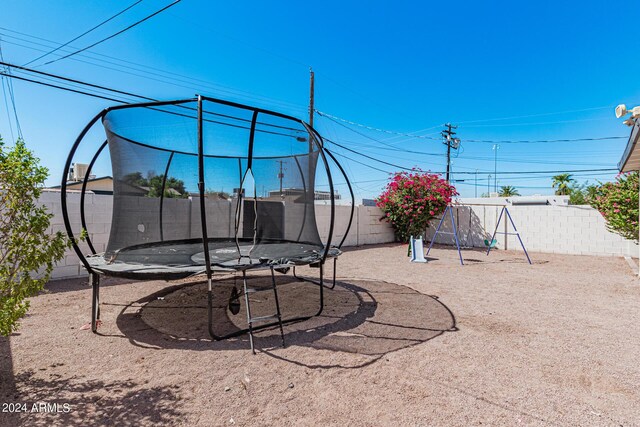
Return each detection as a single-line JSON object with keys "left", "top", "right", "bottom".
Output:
{"left": 425, "top": 204, "right": 532, "bottom": 265}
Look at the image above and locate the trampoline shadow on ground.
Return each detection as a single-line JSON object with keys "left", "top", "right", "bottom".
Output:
{"left": 111, "top": 275, "right": 457, "bottom": 369}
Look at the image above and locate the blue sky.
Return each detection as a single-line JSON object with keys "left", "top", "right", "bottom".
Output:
{"left": 1, "top": 0, "right": 639, "bottom": 199}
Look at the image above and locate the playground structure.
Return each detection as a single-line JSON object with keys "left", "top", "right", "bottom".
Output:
{"left": 426, "top": 204, "right": 532, "bottom": 265}
{"left": 61, "top": 96, "right": 353, "bottom": 353}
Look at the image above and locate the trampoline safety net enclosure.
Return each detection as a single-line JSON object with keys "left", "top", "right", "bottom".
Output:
{"left": 62, "top": 96, "right": 352, "bottom": 280}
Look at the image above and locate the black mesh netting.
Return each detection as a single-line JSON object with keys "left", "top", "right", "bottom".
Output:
{"left": 86, "top": 99, "right": 335, "bottom": 278}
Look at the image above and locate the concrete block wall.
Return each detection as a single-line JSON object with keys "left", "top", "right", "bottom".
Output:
{"left": 41, "top": 191, "right": 638, "bottom": 280}
{"left": 39, "top": 192, "right": 397, "bottom": 280}
{"left": 425, "top": 204, "right": 638, "bottom": 258}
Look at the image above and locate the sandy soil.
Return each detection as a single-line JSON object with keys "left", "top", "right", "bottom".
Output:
{"left": 1, "top": 244, "right": 639, "bottom": 426}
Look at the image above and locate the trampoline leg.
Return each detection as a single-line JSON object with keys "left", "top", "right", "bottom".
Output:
{"left": 90, "top": 273, "right": 100, "bottom": 333}
{"left": 207, "top": 276, "right": 215, "bottom": 340}
{"left": 315, "top": 263, "right": 325, "bottom": 316}
{"left": 330, "top": 257, "right": 337, "bottom": 290}
{"left": 270, "top": 268, "right": 286, "bottom": 348}
{"left": 242, "top": 271, "right": 256, "bottom": 354}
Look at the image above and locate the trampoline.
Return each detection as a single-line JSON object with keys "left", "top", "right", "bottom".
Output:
{"left": 61, "top": 95, "right": 353, "bottom": 351}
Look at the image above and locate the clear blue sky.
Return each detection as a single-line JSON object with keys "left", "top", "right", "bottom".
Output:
{"left": 1, "top": 0, "right": 638, "bottom": 200}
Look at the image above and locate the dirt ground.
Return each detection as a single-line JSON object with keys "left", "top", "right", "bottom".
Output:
{"left": 1, "top": 243, "right": 639, "bottom": 426}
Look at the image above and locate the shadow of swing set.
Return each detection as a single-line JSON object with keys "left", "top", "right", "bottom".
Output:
{"left": 414, "top": 204, "right": 532, "bottom": 265}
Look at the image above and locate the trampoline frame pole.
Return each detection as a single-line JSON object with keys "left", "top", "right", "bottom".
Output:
{"left": 90, "top": 272, "right": 100, "bottom": 333}
{"left": 80, "top": 140, "right": 108, "bottom": 255}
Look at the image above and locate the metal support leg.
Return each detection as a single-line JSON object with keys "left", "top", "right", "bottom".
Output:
{"left": 207, "top": 275, "right": 214, "bottom": 339}
{"left": 486, "top": 207, "right": 505, "bottom": 256}
{"left": 426, "top": 206, "right": 449, "bottom": 256}
{"left": 316, "top": 263, "right": 325, "bottom": 316}
{"left": 505, "top": 208, "right": 532, "bottom": 264}
{"left": 270, "top": 268, "right": 286, "bottom": 348}
{"left": 242, "top": 271, "right": 255, "bottom": 354}
{"left": 90, "top": 272, "right": 100, "bottom": 333}
{"left": 449, "top": 206, "right": 464, "bottom": 266}
{"left": 292, "top": 258, "right": 337, "bottom": 290}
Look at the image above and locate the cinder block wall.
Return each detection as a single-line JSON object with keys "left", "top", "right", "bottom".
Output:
{"left": 40, "top": 191, "right": 637, "bottom": 280}
{"left": 424, "top": 205, "right": 638, "bottom": 258}
{"left": 41, "top": 191, "right": 395, "bottom": 280}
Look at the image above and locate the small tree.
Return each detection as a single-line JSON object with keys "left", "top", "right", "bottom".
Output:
{"left": 376, "top": 170, "right": 457, "bottom": 242}
{"left": 498, "top": 185, "right": 520, "bottom": 197}
{"left": 0, "top": 138, "right": 70, "bottom": 336}
{"left": 588, "top": 171, "right": 639, "bottom": 241}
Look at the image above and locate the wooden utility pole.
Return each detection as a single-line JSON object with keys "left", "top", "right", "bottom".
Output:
{"left": 307, "top": 68, "right": 315, "bottom": 202}
{"left": 442, "top": 123, "right": 459, "bottom": 183}
{"left": 309, "top": 67, "right": 315, "bottom": 127}
{"left": 277, "top": 160, "right": 285, "bottom": 194}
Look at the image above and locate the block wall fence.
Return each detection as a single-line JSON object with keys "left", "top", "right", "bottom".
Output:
{"left": 40, "top": 190, "right": 636, "bottom": 280}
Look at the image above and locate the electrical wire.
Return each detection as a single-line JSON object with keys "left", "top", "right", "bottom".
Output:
{"left": 23, "top": 0, "right": 143, "bottom": 67}
{"left": 42, "top": 0, "right": 182, "bottom": 66}
{"left": 317, "top": 110, "right": 627, "bottom": 144}
{"left": 317, "top": 110, "right": 439, "bottom": 140}
{"left": 1, "top": 75, "right": 15, "bottom": 141}
{"left": 0, "top": 29, "right": 308, "bottom": 113}
{"left": 0, "top": 37, "right": 22, "bottom": 138}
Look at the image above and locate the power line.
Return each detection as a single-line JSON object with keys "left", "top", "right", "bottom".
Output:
{"left": 317, "top": 109, "right": 627, "bottom": 144}
{"left": 325, "top": 138, "right": 414, "bottom": 171}
{"left": 1, "top": 75, "right": 15, "bottom": 141}
{"left": 0, "top": 37, "right": 22, "bottom": 138}
{"left": 0, "top": 71, "right": 129, "bottom": 103}
{"left": 1, "top": 60, "right": 154, "bottom": 101}
{"left": 23, "top": 0, "right": 143, "bottom": 67}
{"left": 0, "top": 28, "right": 308, "bottom": 113}
{"left": 464, "top": 136, "right": 627, "bottom": 144}
{"left": 325, "top": 149, "right": 393, "bottom": 174}
{"left": 43, "top": 0, "right": 182, "bottom": 66}
{"left": 317, "top": 110, "right": 439, "bottom": 140}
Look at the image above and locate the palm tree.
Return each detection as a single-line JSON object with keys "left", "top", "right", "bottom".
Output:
{"left": 498, "top": 185, "right": 520, "bottom": 197}
{"left": 552, "top": 173, "right": 575, "bottom": 195}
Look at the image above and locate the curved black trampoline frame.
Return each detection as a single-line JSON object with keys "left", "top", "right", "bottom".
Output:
{"left": 61, "top": 95, "right": 355, "bottom": 342}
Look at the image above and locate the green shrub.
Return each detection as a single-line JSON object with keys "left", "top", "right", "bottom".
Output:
{"left": 588, "top": 171, "right": 639, "bottom": 241}
{"left": 0, "top": 138, "right": 70, "bottom": 336}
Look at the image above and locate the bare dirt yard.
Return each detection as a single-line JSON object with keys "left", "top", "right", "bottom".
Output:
{"left": 1, "top": 243, "right": 639, "bottom": 426}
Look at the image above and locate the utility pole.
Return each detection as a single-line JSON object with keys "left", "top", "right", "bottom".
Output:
{"left": 487, "top": 174, "right": 491, "bottom": 196}
{"left": 309, "top": 67, "right": 315, "bottom": 127}
{"left": 442, "top": 123, "right": 460, "bottom": 182}
{"left": 492, "top": 144, "right": 499, "bottom": 193}
{"left": 307, "top": 68, "right": 315, "bottom": 202}
{"left": 475, "top": 169, "right": 478, "bottom": 198}
{"left": 277, "top": 160, "right": 285, "bottom": 195}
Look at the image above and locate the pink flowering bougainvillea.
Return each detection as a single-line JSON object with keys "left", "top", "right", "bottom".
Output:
{"left": 376, "top": 170, "right": 458, "bottom": 242}
{"left": 588, "top": 171, "right": 639, "bottom": 241}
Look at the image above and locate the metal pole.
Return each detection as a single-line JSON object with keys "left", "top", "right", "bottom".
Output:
{"left": 446, "top": 139, "right": 451, "bottom": 182}
{"left": 475, "top": 170, "right": 478, "bottom": 197}
{"left": 487, "top": 174, "right": 491, "bottom": 196}
{"left": 493, "top": 144, "right": 499, "bottom": 192}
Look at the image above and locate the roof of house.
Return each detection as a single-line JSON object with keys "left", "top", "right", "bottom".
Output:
{"left": 618, "top": 121, "right": 640, "bottom": 172}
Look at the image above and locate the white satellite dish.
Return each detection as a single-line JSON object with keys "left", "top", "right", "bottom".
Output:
{"left": 615, "top": 104, "right": 627, "bottom": 119}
